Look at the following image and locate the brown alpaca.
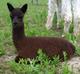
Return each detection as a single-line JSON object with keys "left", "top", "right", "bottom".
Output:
{"left": 7, "top": 3, "right": 75, "bottom": 62}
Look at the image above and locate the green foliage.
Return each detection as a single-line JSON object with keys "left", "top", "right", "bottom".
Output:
{"left": 76, "top": 46, "right": 80, "bottom": 55}
{"left": 64, "top": 33, "right": 80, "bottom": 55}
{"left": 65, "top": 33, "right": 76, "bottom": 44}
{"left": 69, "top": 23, "right": 74, "bottom": 33}
{"left": 0, "top": 45, "right": 5, "bottom": 56}
{"left": 63, "top": 51, "right": 68, "bottom": 61}
{"left": 0, "top": 31, "right": 5, "bottom": 56}
{"left": 61, "top": 63, "right": 72, "bottom": 74}
{"left": 8, "top": 49, "right": 72, "bottom": 74}
{"left": 8, "top": 49, "right": 58, "bottom": 74}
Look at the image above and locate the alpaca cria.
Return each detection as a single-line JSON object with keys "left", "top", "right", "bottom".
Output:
{"left": 7, "top": 3, "right": 75, "bottom": 62}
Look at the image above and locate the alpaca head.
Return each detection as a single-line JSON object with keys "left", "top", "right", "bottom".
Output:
{"left": 7, "top": 3, "right": 28, "bottom": 28}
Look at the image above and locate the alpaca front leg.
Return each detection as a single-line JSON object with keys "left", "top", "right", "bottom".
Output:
{"left": 73, "top": 0, "right": 80, "bottom": 36}
{"left": 73, "top": 18, "right": 80, "bottom": 36}
{"left": 64, "top": 19, "right": 71, "bottom": 33}
{"left": 62, "top": 0, "right": 72, "bottom": 33}
{"left": 56, "top": 0, "right": 62, "bottom": 29}
{"left": 64, "top": 15, "right": 72, "bottom": 33}
{"left": 46, "top": 15, "right": 54, "bottom": 30}
{"left": 15, "top": 55, "right": 22, "bottom": 63}
{"left": 56, "top": 9, "right": 60, "bottom": 29}
{"left": 15, "top": 55, "right": 31, "bottom": 64}
{"left": 46, "top": 0, "right": 56, "bottom": 30}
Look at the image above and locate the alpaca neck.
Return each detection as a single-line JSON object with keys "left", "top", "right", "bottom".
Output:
{"left": 12, "top": 23, "right": 25, "bottom": 40}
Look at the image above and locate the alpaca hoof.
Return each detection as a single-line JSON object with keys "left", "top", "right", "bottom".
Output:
{"left": 45, "top": 23, "right": 52, "bottom": 30}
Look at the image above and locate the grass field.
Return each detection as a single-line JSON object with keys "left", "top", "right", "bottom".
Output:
{"left": 0, "top": 0, "right": 80, "bottom": 74}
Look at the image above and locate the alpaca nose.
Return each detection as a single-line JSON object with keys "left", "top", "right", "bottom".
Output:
{"left": 13, "top": 22, "right": 17, "bottom": 25}
{"left": 13, "top": 20, "right": 18, "bottom": 24}
{"left": 13, "top": 17, "right": 18, "bottom": 24}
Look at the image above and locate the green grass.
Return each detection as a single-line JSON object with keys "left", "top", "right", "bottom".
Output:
{"left": 8, "top": 50, "right": 71, "bottom": 74}
{"left": 0, "top": 0, "right": 80, "bottom": 74}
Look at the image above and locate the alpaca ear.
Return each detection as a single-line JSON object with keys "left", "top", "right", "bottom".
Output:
{"left": 21, "top": 4, "right": 28, "bottom": 13}
{"left": 7, "top": 3, "right": 14, "bottom": 12}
